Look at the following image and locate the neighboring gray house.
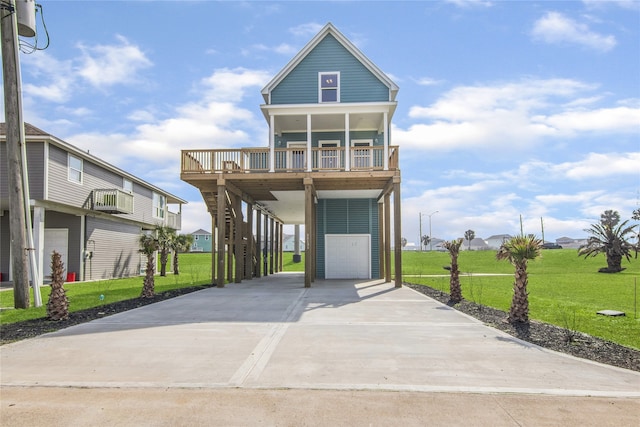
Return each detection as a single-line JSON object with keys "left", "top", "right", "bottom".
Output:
{"left": 556, "top": 237, "right": 587, "bottom": 249}
{"left": 190, "top": 229, "right": 212, "bottom": 252}
{"left": 485, "top": 234, "right": 513, "bottom": 250}
{"left": 181, "top": 23, "right": 402, "bottom": 287}
{"left": 461, "top": 237, "right": 490, "bottom": 251}
{"left": 0, "top": 123, "right": 186, "bottom": 284}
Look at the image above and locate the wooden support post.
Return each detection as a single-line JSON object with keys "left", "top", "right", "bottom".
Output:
{"left": 263, "top": 212, "right": 269, "bottom": 276}
{"left": 384, "top": 193, "right": 391, "bottom": 283}
{"left": 304, "top": 179, "right": 313, "bottom": 288}
{"left": 211, "top": 213, "right": 216, "bottom": 283}
{"left": 393, "top": 178, "right": 402, "bottom": 288}
{"left": 269, "top": 218, "right": 275, "bottom": 274}
{"left": 216, "top": 183, "right": 226, "bottom": 287}
{"left": 227, "top": 208, "right": 233, "bottom": 284}
{"left": 234, "top": 193, "right": 243, "bottom": 283}
{"left": 378, "top": 202, "right": 384, "bottom": 279}
{"left": 255, "top": 209, "right": 262, "bottom": 278}
{"left": 246, "top": 202, "right": 253, "bottom": 279}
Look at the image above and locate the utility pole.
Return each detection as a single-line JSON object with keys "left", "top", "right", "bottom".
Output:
{"left": 1, "top": 0, "right": 41, "bottom": 307}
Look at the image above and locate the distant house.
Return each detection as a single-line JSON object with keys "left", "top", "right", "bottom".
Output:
{"left": 461, "top": 237, "right": 490, "bottom": 251}
{"left": 190, "top": 229, "right": 212, "bottom": 252}
{"left": 556, "top": 237, "right": 587, "bottom": 249}
{"left": 485, "top": 234, "right": 513, "bottom": 249}
{"left": 0, "top": 123, "right": 186, "bottom": 284}
{"left": 282, "top": 234, "right": 305, "bottom": 252}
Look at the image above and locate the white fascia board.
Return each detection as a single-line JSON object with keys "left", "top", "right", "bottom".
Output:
{"left": 260, "top": 101, "right": 397, "bottom": 118}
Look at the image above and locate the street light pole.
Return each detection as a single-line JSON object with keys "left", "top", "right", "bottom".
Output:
{"left": 419, "top": 212, "right": 422, "bottom": 252}
{"left": 428, "top": 210, "right": 438, "bottom": 251}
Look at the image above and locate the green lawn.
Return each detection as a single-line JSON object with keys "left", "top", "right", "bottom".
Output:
{"left": 2, "top": 249, "right": 639, "bottom": 350}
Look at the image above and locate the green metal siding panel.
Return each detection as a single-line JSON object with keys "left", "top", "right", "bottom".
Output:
{"left": 316, "top": 198, "right": 379, "bottom": 279}
{"left": 271, "top": 34, "right": 389, "bottom": 105}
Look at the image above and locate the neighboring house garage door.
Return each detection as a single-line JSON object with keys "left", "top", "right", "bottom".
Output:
{"left": 44, "top": 229, "right": 68, "bottom": 279}
{"left": 325, "top": 234, "right": 370, "bottom": 279}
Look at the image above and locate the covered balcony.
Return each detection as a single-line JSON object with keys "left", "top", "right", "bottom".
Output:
{"left": 92, "top": 189, "right": 134, "bottom": 214}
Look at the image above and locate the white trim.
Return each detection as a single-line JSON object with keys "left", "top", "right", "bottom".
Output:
{"left": 306, "top": 114, "right": 312, "bottom": 171}
{"left": 344, "top": 113, "right": 350, "bottom": 171}
{"left": 43, "top": 141, "right": 49, "bottom": 199}
{"left": 287, "top": 141, "right": 307, "bottom": 170}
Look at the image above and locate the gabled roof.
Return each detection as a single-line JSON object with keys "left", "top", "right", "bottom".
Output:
{"left": 191, "top": 229, "right": 211, "bottom": 235}
{"left": 261, "top": 22, "right": 399, "bottom": 103}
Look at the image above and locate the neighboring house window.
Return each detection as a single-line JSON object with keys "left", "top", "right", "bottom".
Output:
{"left": 68, "top": 154, "right": 83, "bottom": 183}
{"left": 205, "top": 235, "right": 209, "bottom": 240}
{"left": 153, "top": 193, "right": 165, "bottom": 219}
{"left": 195, "top": 235, "right": 199, "bottom": 240}
{"left": 319, "top": 72, "right": 339, "bottom": 103}
{"left": 123, "top": 178, "right": 133, "bottom": 193}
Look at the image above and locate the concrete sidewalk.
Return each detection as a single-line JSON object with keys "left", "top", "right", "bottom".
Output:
{"left": 2, "top": 273, "right": 639, "bottom": 425}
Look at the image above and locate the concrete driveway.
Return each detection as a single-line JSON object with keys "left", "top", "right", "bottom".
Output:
{"left": 2, "top": 273, "right": 639, "bottom": 426}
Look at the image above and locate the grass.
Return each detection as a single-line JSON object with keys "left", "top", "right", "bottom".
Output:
{"left": 2, "top": 249, "right": 639, "bottom": 350}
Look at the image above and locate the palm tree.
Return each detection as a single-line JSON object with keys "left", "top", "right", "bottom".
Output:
{"left": 421, "top": 235, "right": 430, "bottom": 251}
{"left": 156, "top": 226, "right": 176, "bottom": 277}
{"left": 464, "top": 229, "right": 475, "bottom": 250}
{"left": 139, "top": 233, "right": 160, "bottom": 298}
{"left": 172, "top": 233, "right": 194, "bottom": 275}
{"left": 579, "top": 210, "right": 637, "bottom": 273}
{"left": 496, "top": 235, "right": 542, "bottom": 324}
{"left": 442, "top": 238, "right": 463, "bottom": 303}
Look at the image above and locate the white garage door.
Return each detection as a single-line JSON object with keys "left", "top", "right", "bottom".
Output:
{"left": 325, "top": 234, "right": 370, "bottom": 279}
{"left": 44, "top": 229, "right": 68, "bottom": 279}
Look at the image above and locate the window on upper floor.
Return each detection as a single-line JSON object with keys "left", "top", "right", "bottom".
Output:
{"left": 152, "top": 192, "right": 165, "bottom": 219}
{"left": 319, "top": 72, "right": 339, "bottom": 103}
{"left": 123, "top": 178, "right": 133, "bottom": 193}
{"left": 68, "top": 154, "right": 83, "bottom": 184}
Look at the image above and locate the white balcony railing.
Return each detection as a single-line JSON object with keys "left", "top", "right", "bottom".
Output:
{"left": 93, "top": 189, "right": 134, "bottom": 214}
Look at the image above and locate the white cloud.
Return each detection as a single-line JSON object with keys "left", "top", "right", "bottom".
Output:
{"left": 200, "top": 67, "right": 271, "bottom": 102}
{"left": 414, "top": 77, "right": 443, "bottom": 86}
{"left": 76, "top": 35, "right": 153, "bottom": 88}
{"left": 397, "top": 78, "right": 638, "bottom": 152}
{"left": 531, "top": 11, "right": 616, "bottom": 52}
{"left": 446, "top": 0, "right": 494, "bottom": 8}
{"left": 289, "top": 22, "right": 324, "bottom": 37}
{"left": 554, "top": 152, "right": 640, "bottom": 179}
{"left": 22, "top": 52, "right": 75, "bottom": 103}
{"left": 181, "top": 201, "right": 214, "bottom": 235}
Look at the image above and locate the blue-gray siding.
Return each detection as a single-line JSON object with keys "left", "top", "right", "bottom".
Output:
{"left": 0, "top": 141, "right": 45, "bottom": 200}
{"left": 316, "top": 198, "right": 379, "bottom": 279}
{"left": 271, "top": 34, "right": 390, "bottom": 105}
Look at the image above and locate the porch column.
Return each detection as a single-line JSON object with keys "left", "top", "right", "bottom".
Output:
{"left": 293, "top": 224, "right": 301, "bottom": 263}
{"left": 344, "top": 113, "right": 350, "bottom": 171}
{"left": 263, "top": 212, "right": 269, "bottom": 276}
{"left": 216, "top": 180, "right": 226, "bottom": 287}
{"left": 234, "top": 194, "right": 243, "bottom": 283}
{"left": 246, "top": 203, "right": 253, "bottom": 280}
{"left": 279, "top": 221, "right": 284, "bottom": 272}
{"left": 255, "top": 209, "right": 262, "bottom": 278}
{"left": 211, "top": 213, "right": 216, "bottom": 283}
{"left": 304, "top": 178, "right": 314, "bottom": 288}
{"left": 274, "top": 222, "right": 280, "bottom": 273}
{"left": 378, "top": 202, "right": 384, "bottom": 279}
{"left": 384, "top": 192, "right": 391, "bottom": 283}
{"left": 33, "top": 206, "right": 45, "bottom": 287}
{"left": 269, "top": 217, "right": 275, "bottom": 274}
{"left": 383, "top": 112, "right": 389, "bottom": 171}
{"left": 393, "top": 177, "right": 402, "bottom": 288}
{"left": 269, "top": 115, "right": 275, "bottom": 172}
{"left": 306, "top": 114, "right": 312, "bottom": 172}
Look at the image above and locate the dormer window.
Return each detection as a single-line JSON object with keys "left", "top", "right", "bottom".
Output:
{"left": 319, "top": 72, "right": 339, "bottom": 103}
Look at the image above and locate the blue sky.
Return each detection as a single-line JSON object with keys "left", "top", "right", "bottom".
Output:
{"left": 9, "top": 0, "right": 640, "bottom": 243}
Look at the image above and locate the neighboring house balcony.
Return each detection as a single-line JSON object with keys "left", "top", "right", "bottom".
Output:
{"left": 92, "top": 189, "right": 134, "bottom": 214}
{"left": 181, "top": 145, "right": 399, "bottom": 174}
{"left": 166, "top": 211, "right": 181, "bottom": 230}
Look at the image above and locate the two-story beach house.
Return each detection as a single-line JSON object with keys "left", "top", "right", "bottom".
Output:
{"left": 190, "top": 229, "right": 213, "bottom": 253}
{"left": 181, "top": 23, "right": 402, "bottom": 288}
{"left": 0, "top": 123, "right": 186, "bottom": 284}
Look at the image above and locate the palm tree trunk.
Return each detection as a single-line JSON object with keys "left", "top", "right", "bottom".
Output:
{"left": 141, "top": 253, "right": 156, "bottom": 298}
{"left": 173, "top": 251, "right": 180, "bottom": 275}
{"left": 160, "top": 250, "right": 168, "bottom": 277}
{"left": 449, "top": 253, "right": 462, "bottom": 303}
{"left": 508, "top": 263, "right": 529, "bottom": 323}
